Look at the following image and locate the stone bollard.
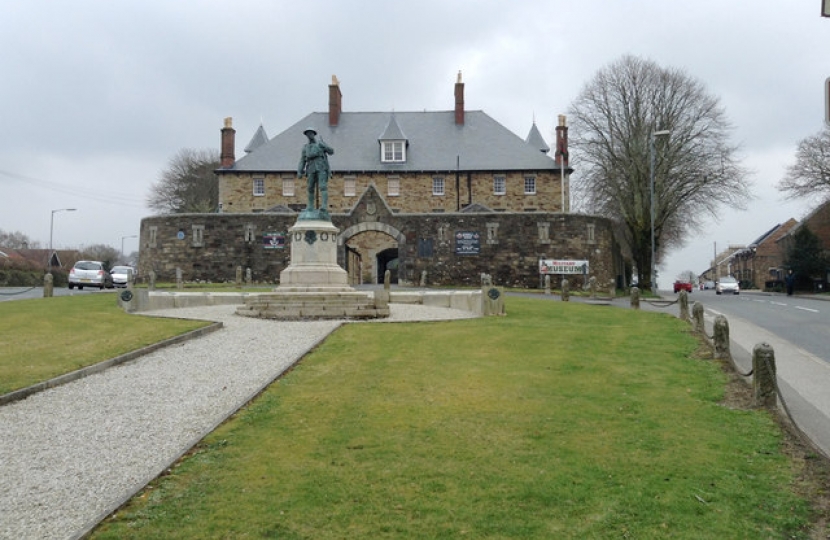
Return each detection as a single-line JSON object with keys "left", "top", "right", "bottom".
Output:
{"left": 148, "top": 270, "right": 156, "bottom": 291}
{"left": 375, "top": 269, "right": 391, "bottom": 310}
{"left": 43, "top": 272, "right": 54, "bottom": 298}
{"left": 679, "top": 290, "right": 690, "bottom": 321}
{"left": 713, "top": 315, "right": 730, "bottom": 359}
{"left": 752, "top": 342, "right": 777, "bottom": 409}
{"left": 630, "top": 286, "right": 640, "bottom": 309}
{"left": 420, "top": 270, "right": 427, "bottom": 287}
{"left": 608, "top": 279, "right": 616, "bottom": 299}
{"left": 235, "top": 266, "right": 243, "bottom": 288}
{"left": 588, "top": 276, "right": 597, "bottom": 298}
{"left": 561, "top": 278, "right": 570, "bottom": 302}
{"left": 175, "top": 267, "right": 183, "bottom": 289}
{"left": 245, "top": 267, "right": 252, "bottom": 286}
{"left": 544, "top": 274, "right": 551, "bottom": 295}
{"left": 692, "top": 302, "right": 704, "bottom": 333}
{"left": 384, "top": 269, "right": 391, "bottom": 290}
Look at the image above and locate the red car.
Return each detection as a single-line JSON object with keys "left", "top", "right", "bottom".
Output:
{"left": 673, "top": 281, "right": 693, "bottom": 293}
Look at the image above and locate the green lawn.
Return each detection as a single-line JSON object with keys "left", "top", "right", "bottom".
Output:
{"left": 0, "top": 294, "right": 209, "bottom": 395}
{"left": 91, "top": 297, "right": 816, "bottom": 539}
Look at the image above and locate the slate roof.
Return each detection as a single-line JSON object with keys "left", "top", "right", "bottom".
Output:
{"left": 224, "top": 111, "right": 557, "bottom": 174}
{"left": 244, "top": 124, "right": 269, "bottom": 153}
{"left": 525, "top": 122, "right": 550, "bottom": 154}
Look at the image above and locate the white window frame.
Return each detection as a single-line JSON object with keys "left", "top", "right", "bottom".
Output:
{"left": 432, "top": 177, "right": 445, "bottom": 196}
{"left": 524, "top": 176, "right": 536, "bottom": 195}
{"left": 344, "top": 176, "right": 356, "bottom": 197}
{"left": 387, "top": 177, "right": 400, "bottom": 197}
{"left": 493, "top": 175, "right": 506, "bottom": 195}
{"left": 282, "top": 177, "right": 295, "bottom": 197}
{"left": 253, "top": 178, "right": 265, "bottom": 196}
{"left": 381, "top": 141, "right": 406, "bottom": 163}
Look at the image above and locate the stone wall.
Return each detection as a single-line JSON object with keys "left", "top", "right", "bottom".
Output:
{"left": 218, "top": 170, "right": 565, "bottom": 214}
{"left": 139, "top": 186, "right": 620, "bottom": 288}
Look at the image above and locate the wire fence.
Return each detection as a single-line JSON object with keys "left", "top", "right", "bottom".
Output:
{"left": 0, "top": 287, "right": 37, "bottom": 296}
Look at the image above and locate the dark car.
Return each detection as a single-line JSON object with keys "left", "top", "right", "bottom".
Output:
{"left": 68, "top": 260, "right": 113, "bottom": 290}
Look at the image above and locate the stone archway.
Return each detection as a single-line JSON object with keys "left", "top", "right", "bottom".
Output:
{"left": 339, "top": 222, "right": 405, "bottom": 285}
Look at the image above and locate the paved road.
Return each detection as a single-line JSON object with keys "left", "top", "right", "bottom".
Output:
{"left": 0, "top": 286, "right": 117, "bottom": 302}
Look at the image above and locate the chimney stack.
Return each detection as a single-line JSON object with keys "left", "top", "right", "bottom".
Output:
{"left": 555, "top": 114, "right": 569, "bottom": 166}
{"left": 220, "top": 117, "right": 236, "bottom": 168}
{"left": 329, "top": 75, "right": 342, "bottom": 126}
{"left": 454, "top": 71, "right": 465, "bottom": 125}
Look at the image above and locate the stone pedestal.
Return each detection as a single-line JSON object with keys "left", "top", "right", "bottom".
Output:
{"left": 278, "top": 220, "right": 351, "bottom": 291}
{"left": 237, "top": 219, "right": 388, "bottom": 320}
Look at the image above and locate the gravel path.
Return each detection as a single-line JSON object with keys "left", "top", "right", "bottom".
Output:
{"left": 0, "top": 303, "right": 477, "bottom": 540}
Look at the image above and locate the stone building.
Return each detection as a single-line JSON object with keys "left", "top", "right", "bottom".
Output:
{"left": 138, "top": 75, "right": 623, "bottom": 288}
{"left": 729, "top": 218, "right": 798, "bottom": 288}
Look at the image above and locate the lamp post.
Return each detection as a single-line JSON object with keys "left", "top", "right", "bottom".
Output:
{"left": 49, "top": 208, "right": 76, "bottom": 269}
{"left": 121, "top": 235, "right": 138, "bottom": 262}
{"left": 649, "top": 130, "right": 670, "bottom": 292}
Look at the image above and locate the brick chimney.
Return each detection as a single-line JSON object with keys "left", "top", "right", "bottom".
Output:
{"left": 454, "top": 71, "right": 465, "bottom": 125}
{"left": 555, "top": 114, "right": 569, "bottom": 166}
{"left": 220, "top": 117, "right": 236, "bottom": 168}
{"left": 329, "top": 75, "right": 342, "bottom": 126}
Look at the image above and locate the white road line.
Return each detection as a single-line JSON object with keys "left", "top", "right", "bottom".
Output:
{"left": 795, "top": 306, "right": 819, "bottom": 313}
{"left": 771, "top": 301, "right": 788, "bottom": 306}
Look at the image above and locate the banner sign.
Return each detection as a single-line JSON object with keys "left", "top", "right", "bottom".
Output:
{"left": 539, "top": 259, "right": 589, "bottom": 275}
{"left": 455, "top": 231, "right": 481, "bottom": 255}
{"left": 262, "top": 232, "right": 286, "bottom": 249}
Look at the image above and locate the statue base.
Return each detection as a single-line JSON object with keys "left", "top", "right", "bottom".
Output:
{"left": 236, "top": 218, "right": 389, "bottom": 320}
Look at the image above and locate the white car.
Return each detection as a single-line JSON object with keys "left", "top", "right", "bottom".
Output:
{"left": 68, "top": 261, "right": 113, "bottom": 290}
{"left": 109, "top": 266, "right": 135, "bottom": 288}
{"left": 716, "top": 276, "right": 740, "bottom": 295}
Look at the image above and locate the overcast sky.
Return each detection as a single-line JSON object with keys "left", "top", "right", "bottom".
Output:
{"left": 1, "top": 1, "right": 827, "bottom": 283}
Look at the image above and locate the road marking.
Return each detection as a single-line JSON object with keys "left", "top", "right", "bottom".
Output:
{"left": 795, "top": 306, "right": 819, "bottom": 313}
{"left": 771, "top": 301, "right": 788, "bottom": 306}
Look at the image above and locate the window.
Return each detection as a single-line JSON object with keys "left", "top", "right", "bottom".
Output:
{"left": 387, "top": 177, "right": 400, "bottom": 197}
{"left": 253, "top": 178, "right": 265, "bottom": 196}
{"left": 433, "top": 177, "right": 445, "bottom": 196}
{"left": 382, "top": 141, "right": 405, "bottom": 162}
{"left": 192, "top": 225, "right": 204, "bottom": 247}
{"left": 282, "top": 177, "right": 295, "bottom": 197}
{"left": 587, "top": 223, "right": 596, "bottom": 243}
{"left": 344, "top": 177, "right": 356, "bottom": 197}
{"left": 148, "top": 226, "right": 157, "bottom": 248}
{"left": 493, "top": 176, "right": 506, "bottom": 195}
{"left": 524, "top": 176, "right": 536, "bottom": 195}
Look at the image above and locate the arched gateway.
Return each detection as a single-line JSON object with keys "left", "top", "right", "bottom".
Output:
{"left": 339, "top": 221, "right": 405, "bottom": 285}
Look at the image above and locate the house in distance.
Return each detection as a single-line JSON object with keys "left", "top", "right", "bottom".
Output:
{"left": 138, "top": 74, "right": 623, "bottom": 288}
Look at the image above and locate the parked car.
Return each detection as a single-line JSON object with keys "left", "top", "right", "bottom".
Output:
{"left": 703, "top": 280, "right": 715, "bottom": 290}
{"left": 109, "top": 265, "right": 135, "bottom": 288}
{"left": 68, "top": 260, "right": 113, "bottom": 290}
{"left": 673, "top": 281, "right": 693, "bottom": 293}
{"left": 716, "top": 276, "right": 740, "bottom": 295}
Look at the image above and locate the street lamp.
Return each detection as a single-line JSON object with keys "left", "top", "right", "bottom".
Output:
{"left": 121, "top": 235, "right": 138, "bottom": 261}
{"left": 649, "top": 130, "right": 670, "bottom": 292}
{"left": 49, "top": 208, "right": 76, "bottom": 269}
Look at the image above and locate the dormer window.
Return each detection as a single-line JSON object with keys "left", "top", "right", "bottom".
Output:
{"left": 381, "top": 140, "right": 406, "bottom": 163}
{"left": 379, "top": 114, "right": 408, "bottom": 163}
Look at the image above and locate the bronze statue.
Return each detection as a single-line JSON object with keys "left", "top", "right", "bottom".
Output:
{"left": 297, "top": 127, "right": 334, "bottom": 216}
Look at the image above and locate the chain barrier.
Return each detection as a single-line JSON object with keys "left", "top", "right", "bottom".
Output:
{"left": 0, "top": 287, "right": 37, "bottom": 296}
{"left": 643, "top": 297, "right": 679, "bottom": 308}
{"left": 765, "top": 354, "right": 829, "bottom": 460}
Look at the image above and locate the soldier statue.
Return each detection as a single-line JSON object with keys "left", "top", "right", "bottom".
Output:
{"left": 297, "top": 127, "right": 334, "bottom": 216}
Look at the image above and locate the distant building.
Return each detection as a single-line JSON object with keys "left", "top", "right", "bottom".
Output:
{"left": 138, "top": 75, "right": 623, "bottom": 288}
{"left": 730, "top": 218, "right": 798, "bottom": 288}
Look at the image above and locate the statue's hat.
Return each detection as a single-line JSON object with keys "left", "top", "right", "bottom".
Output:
{"left": 303, "top": 127, "right": 317, "bottom": 136}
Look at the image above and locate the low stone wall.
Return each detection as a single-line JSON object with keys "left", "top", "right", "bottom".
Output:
{"left": 123, "top": 289, "right": 483, "bottom": 315}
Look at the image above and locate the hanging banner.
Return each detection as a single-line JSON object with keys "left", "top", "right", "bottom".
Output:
{"left": 262, "top": 232, "right": 286, "bottom": 249}
{"left": 539, "top": 259, "right": 589, "bottom": 275}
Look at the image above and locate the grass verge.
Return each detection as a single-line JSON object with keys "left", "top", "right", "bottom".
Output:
{"left": 90, "top": 297, "right": 824, "bottom": 538}
{"left": 0, "top": 294, "right": 210, "bottom": 395}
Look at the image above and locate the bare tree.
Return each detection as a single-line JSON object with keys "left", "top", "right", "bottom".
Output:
{"left": 80, "top": 244, "right": 120, "bottom": 270}
{"left": 778, "top": 123, "right": 830, "bottom": 201}
{"left": 0, "top": 229, "right": 40, "bottom": 249}
{"left": 568, "top": 55, "right": 751, "bottom": 290}
{"left": 147, "top": 149, "right": 220, "bottom": 214}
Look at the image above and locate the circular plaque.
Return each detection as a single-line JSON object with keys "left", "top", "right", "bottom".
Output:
{"left": 120, "top": 290, "right": 134, "bottom": 302}
{"left": 487, "top": 287, "right": 501, "bottom": 300}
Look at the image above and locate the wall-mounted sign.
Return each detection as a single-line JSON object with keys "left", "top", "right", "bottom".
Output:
{"left": 455, "top": 231, "right": 481, "bottom": 255}
{"left": 262, "top": 232, "right": 286, "bottom": 249}
{"left": 539, "top": 259, "right": 589, "bottom": 275}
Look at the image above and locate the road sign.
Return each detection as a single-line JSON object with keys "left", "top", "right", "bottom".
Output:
{"left": 824, "top": 0, "right": 830, "bottom": 17}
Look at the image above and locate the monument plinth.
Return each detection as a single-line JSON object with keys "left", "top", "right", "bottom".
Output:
{"left": 277, "top": 219, "right": 350, "bottom": 292}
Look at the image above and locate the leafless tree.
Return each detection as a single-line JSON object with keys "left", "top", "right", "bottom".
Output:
{"left": 778, "top": 123, "right": 830, "bottom": 202}
{"left": 79, "top": 244, "right": 120, "bottom": 269}
{"left": 147, "top": 149, "right": 219, "bottom": 214}
{"left": 0, "top": 229, "right": 40, "bottom": 249}
{"left": 568, "top": 55, "right": 751, "bottom": 290}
